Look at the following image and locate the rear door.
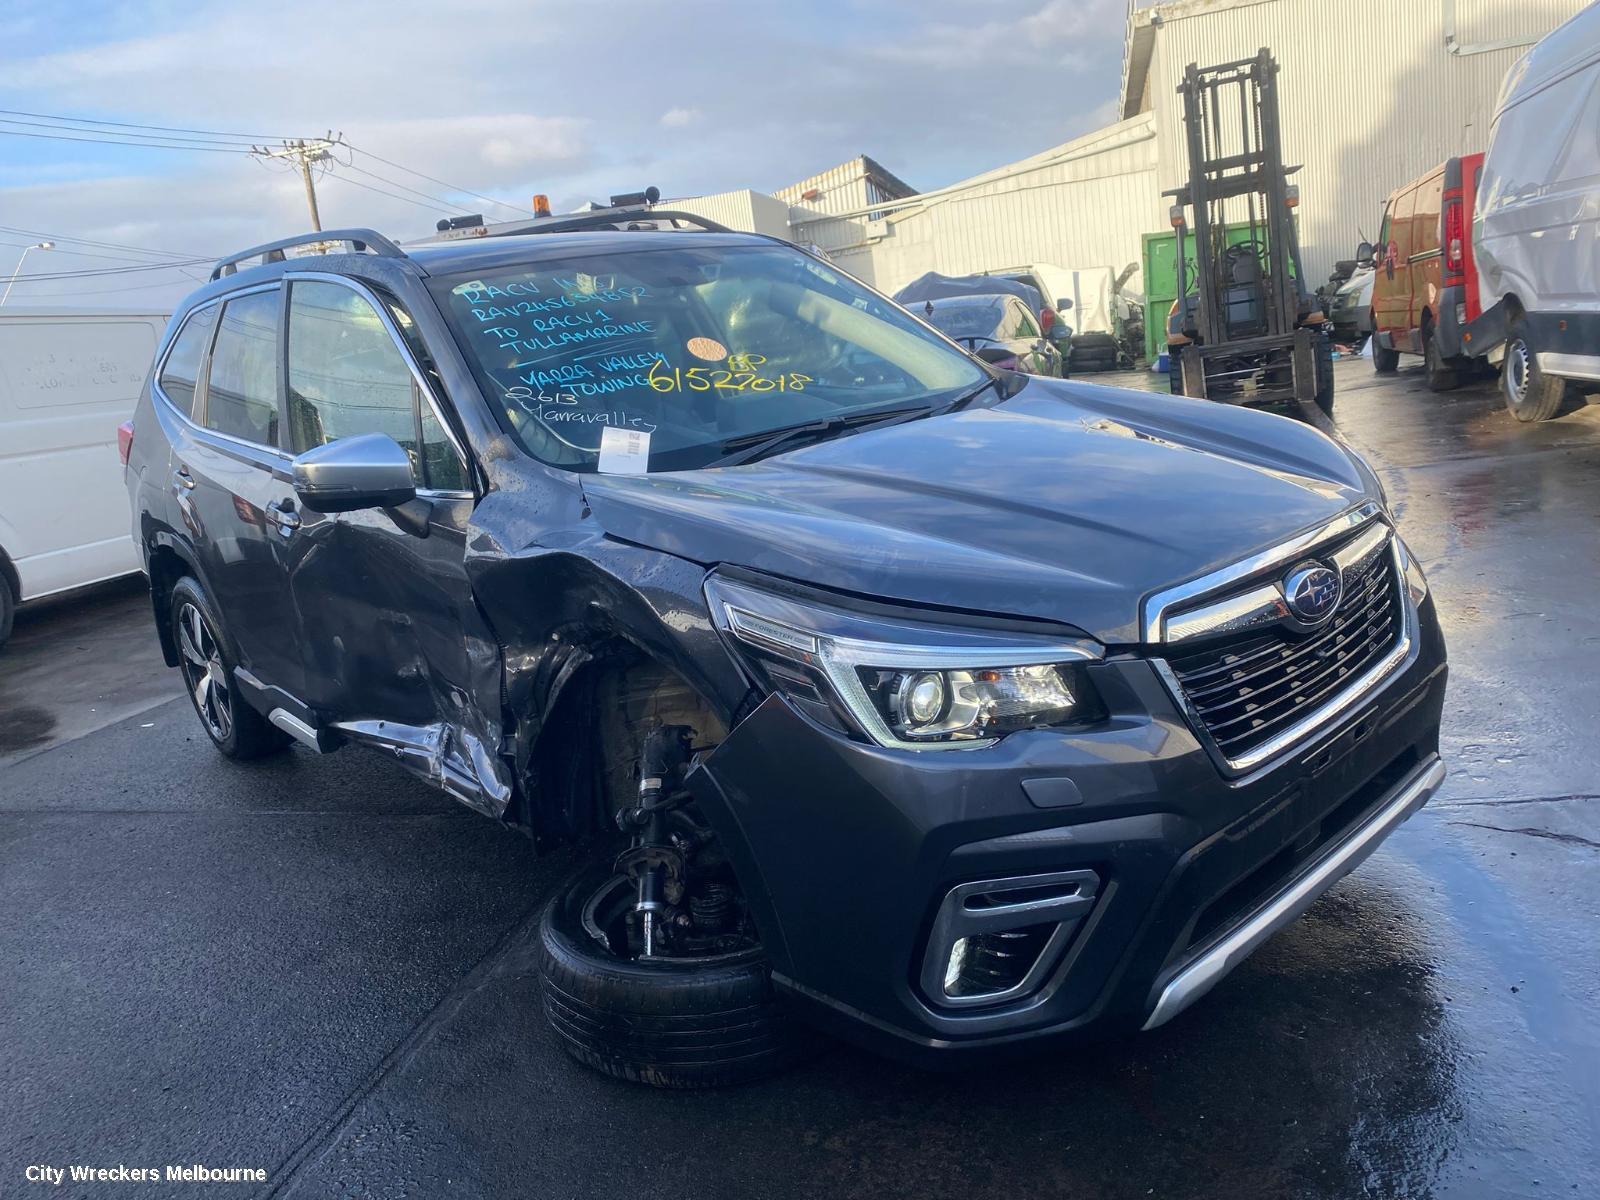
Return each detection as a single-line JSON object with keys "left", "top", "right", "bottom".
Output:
{"left": 173, "top": 285, "right": 307, "bottom": 700}
{"left": 278, "top": 275, "right": 484, "bottom": 741}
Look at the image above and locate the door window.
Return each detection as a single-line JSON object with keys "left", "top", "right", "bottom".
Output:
{"left": 203, "top": 290, "right": 281, "bottom": 445}
{"left": 158, "top": 303, "right": 220, "bottom": 418}
{"left": 1014, "top": 305, "right": 1041, "bottom": 340}
{"left": 286, "top": 280, "right": 467, "bottom": 491}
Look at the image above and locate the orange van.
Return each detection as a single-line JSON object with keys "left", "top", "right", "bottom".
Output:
{"left": 1367, "top": 153, "right": 1484, "bottom": 390}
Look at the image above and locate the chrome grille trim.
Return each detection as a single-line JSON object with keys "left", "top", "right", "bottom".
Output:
{"left": 1151, "top": 529, "right": 1414, "bottom": 775}
{"left": 1142, "top": 501, "right": 1381, "bottom": 644}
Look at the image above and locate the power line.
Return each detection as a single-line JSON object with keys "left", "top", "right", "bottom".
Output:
{"left": 323, "top": 171, "right": 452, "bottom": 215}
{"left": 0, "top": 239, "right": 188, "bottom": 265}
{"left": 0, "top": 108, "right": 301, "bottom": 142}
{"left": 0, "top": 225, "right": 207, "bottom": 261}
{"left": 0, "top": 258, "right": 214, "bottom": 285}
{"left": 0, "top": 126, "right": 256, "bottom": 153}
{"left": 337, "top": 160, "right": 465, "bottom": 211}
{"left": 343, "top": 142, "right": 537, "bottom": 217}
{"left": 0, "top": 114, "right": 270, "bottom": 150}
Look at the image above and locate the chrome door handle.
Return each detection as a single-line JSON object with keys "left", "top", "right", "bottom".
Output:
{"left": 172, "top": 466, "right": 195, "bottom": 491}
{"left": 264, "top": 499, "right": 301, "bottom": 534}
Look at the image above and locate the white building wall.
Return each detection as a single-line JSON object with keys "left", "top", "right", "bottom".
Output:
{"left": 659, "top": 189, "right": 792, "bottom": 238}
{"left": 793, "top": 115, "right": 1167, "bottom": 297}
{"left": 1135, "top": 0, "right": 1588, "bottom": 280}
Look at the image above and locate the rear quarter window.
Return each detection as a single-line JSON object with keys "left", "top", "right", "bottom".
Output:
{"left": 158, "top": 304, "right": 220, "bottom": 418}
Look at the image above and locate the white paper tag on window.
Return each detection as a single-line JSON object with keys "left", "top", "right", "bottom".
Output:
{"left": 598, "top": 426, "right": 651, "bottom": 474}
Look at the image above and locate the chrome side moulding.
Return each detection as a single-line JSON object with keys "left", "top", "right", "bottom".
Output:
{"left": 1143, "top": 754, "right": 1446, "bottom": 1031}
{"left": 268, "top": 708, "right": 329, "bottom": 753}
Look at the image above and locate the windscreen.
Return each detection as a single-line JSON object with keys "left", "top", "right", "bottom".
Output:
{"left": 922, "top": 301, "right": 1003, "bottom": 341}
{"left": 431, "top": 241, "right": 985, "bottom": 472}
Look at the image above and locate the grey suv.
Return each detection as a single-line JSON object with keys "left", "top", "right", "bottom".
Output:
{"left": 125, "top": 213, "right": 1447, "bottom": 1087}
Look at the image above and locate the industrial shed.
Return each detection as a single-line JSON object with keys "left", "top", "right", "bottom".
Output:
{"left": 672, "top": 0, "right": 1587, "bottom": 310}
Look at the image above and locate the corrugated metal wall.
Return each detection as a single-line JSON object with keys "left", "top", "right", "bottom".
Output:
{"left": 793, "top": 116, "right": 1167, "bottom": 296}
{"left": 1139, "top": 0, "right": 1588, "bottom": 282}
{"left": 657, "top": 189, "right": 792, "bottom": 237}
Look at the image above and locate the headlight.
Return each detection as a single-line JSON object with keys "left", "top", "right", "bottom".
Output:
{"left": 705, "top": 574, "right": 1103, "bottom": 750}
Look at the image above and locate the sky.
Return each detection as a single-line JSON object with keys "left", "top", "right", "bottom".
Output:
{"left": 0, "top": 0, "right": 1129, "bottom": 309}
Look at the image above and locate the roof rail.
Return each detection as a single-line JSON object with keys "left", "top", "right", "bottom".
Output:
{"left": 210, "top": 228, "right": 406, "bottom": 281}
{"left": 429, "top": 208, "right": 732, "bottom": 242}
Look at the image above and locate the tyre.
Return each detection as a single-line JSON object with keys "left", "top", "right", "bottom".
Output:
{"left": 169, "top": 576, "right": 290, "bottom": 760}
{"left": 1070, "top": 332, "right": 1118, "bottom": 352}
{"left": 1372, "top": 324, "right": 1399, "bottom": 373}
{"left": 538, "top": 857, "right": 818, "bottom": 1088}
{"left": 0, "top": 569, "right": 14, "bottom": 651}
{"left": 1314, "top": 333, "right": 1335, "bottom": 417}
{"left": 1424, "top": 330, "right": 1460, "bottom": 392}
{"left": 1167, "top": 356, "right": 1185, "bottom": 395}
{"left": 1502, "top": 327, "right": 1565, "bottom": 422}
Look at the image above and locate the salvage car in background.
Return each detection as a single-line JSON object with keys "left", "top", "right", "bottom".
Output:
{"left": 914, "top": 294, "right": 1064, "bottom": 376}
{"left": 125, "top": 212, "right": 1447, "bottom": 1088}
{"left": 894, "top": 271, "right": 1072, "bottom": 368}
{"left": 1365, "top": 153, "right": 1485, "bottom": 392}
{"left": 1329, "top": 265, "right": 1374, "bottom": 348}
{"left": 0, "top": 308, "right": 167, "bottom": 647}
{"left": 1469, "top": 2, "right": 1600, "bottom": 421}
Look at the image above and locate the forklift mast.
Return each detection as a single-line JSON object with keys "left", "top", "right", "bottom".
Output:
{"left": 1170, "top": 49, "right": 1310, "bottom": 347}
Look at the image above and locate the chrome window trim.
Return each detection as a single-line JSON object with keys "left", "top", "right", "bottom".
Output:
{"left": 283, "top": 270, "right": 474, "bottom": 485}
{"left": 1141, "top": 501, "right": 1382, "bottom": 644}
{"left": 1151, "top": 538, "right": 1414, "bottom": 776}
{"left": 153, "top": 285, "right": 293, "bottom": 462}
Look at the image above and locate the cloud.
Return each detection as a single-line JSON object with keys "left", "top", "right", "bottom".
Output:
{"left": 660, "top": 108, "right": 702, "bottom": 129}
{"left": 0, "top": 0, "right": 1136, "bottom": 309}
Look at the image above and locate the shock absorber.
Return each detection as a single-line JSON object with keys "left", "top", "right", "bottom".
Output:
{"left": 625, "top": 725, "right": 694, "bottom": 957}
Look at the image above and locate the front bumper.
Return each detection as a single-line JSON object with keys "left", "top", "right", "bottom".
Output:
{"left": 688, "top": 594, "right": 1447, "bottom": 1064}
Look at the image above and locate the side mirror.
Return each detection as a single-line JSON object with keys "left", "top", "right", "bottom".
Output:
{"left": 1355, "top": 241, "right": 1375, "bottom": 267}
{"left": 1056, "top": 297, "right": 1074, "bottom": 312}
{"left": 292, "top": 432, "right": 417, "bottom": 514}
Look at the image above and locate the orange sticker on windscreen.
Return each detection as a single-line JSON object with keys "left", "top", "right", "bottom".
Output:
{"left": 686, "top": 336, "right": 728, "bottom": 362}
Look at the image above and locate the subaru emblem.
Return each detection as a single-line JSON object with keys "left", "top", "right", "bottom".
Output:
{"left": 1283, "top": 563, "right": 1341, "bottom": 624}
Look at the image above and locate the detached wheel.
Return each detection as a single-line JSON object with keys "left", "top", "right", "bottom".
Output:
{"left": 1502, "top": 327, "right": 1565, "bottom": 422}
{"left": 170, "top": 577, "right": 289, "bottom": 760}
{"left": 538, "top": 857, "right": 817, "bottom": 1088}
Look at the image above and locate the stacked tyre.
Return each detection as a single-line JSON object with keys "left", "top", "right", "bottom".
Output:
{"left": 1068, "top": 332, "right": 1122, "bottom": 374}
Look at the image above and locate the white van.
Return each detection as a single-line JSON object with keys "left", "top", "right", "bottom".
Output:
{"left": 0, "top": 308, "right": 168, "bottom": 646}
{"left": 1474, "top": 2, "right": 1600, "bottom": 422}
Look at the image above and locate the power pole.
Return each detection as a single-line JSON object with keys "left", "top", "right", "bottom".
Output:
{"left": 251, "top": 135, "right": 342, "bottom": 231}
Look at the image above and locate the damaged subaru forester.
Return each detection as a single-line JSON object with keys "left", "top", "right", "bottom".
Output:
{"left": 124, "top": 209, "right": 1446, "bottom": 1087}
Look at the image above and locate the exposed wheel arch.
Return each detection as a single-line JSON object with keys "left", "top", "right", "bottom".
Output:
{"left": 519, "top": 645, "right": 731, "bottom": 848}
{"left": 145, "top": 541, "right": 200, "bottom": 669}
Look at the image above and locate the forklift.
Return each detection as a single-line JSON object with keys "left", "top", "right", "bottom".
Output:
{"left": 1165, "top": 50, "right": 1333, "bottom": 417}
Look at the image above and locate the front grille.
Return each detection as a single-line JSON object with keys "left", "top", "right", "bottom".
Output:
{"left": 1164, "top": 542, "right": 1402, "bottom": 763}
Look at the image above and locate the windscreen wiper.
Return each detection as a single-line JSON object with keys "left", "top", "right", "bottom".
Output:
{"left": 939, "top": 371, "right": 1018, "bottom": 416}
{"left": 705, "top": 404, "right": 932, "bottom": 468}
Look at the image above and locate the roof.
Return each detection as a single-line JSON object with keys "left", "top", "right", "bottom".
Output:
{"left": 1119, "top": 0, "right": 1281, "bottom": 118}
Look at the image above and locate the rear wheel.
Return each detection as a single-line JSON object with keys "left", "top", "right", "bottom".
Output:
{"left": 170, "top": 577, "right": 289, "bottom": 760}
{"left": 1372, "top": 323, "right": 1400, "bottom": 373}
{"left": 0, "top": 569, "right": 14, "bottom": 650}
{"left": 1502, "top": 326, "right": 1565, "bottom": 422}
{"left": 1424, "top": 329, "right": 1460, "bottom": 392}
{"left": 539, "top": 856, "right": 817, "bottom": 1088}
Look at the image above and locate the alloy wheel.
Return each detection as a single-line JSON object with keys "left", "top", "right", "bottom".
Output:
{"left": 177, "top": 601, "right": 232, "bottom": 742}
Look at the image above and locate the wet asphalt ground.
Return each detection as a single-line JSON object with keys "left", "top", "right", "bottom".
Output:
{"left": 2, "top": 357, "right": 1598, "bottom": 1199}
